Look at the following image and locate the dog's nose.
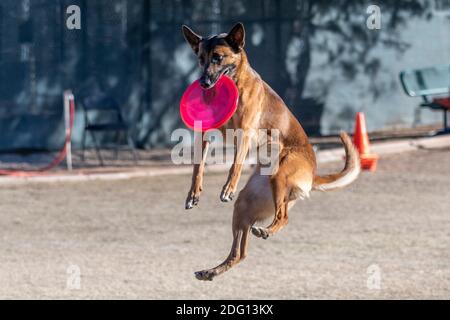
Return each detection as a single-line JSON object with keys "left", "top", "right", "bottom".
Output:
{"left": 200, "top": 76, "right": 212, "bottom": 88}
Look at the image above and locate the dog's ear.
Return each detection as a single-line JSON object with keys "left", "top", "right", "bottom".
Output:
{"left": 182, "top": 25, "right": 202, "bottom": 55}
{"left": 226, "top": 22, "right": 245, "bottom": 52}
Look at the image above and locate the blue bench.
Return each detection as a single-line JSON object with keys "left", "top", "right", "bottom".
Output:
{"left": 400, "top": 65, "right": 450, "bottom": 135}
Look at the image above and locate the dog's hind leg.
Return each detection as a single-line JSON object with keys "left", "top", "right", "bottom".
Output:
{"left": 195, "top": 171, "right": 272, "bottom": 281}
{"left": 252, "top": 154, "right": 313, "bottom": 239}
{"left": 251, "top": 175, "right": 289, "bottom": 239}
{"left": 195, "top": 206, "right": 252, "bottom": 281}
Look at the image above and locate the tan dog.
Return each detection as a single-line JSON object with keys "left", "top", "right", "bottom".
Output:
{"left": 182, "top": 23, "right": 360, "bottom": 281}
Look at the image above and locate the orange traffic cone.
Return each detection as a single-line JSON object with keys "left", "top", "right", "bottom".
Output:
{"left": 354, "top": 112, "right": 379, "bottom": 172}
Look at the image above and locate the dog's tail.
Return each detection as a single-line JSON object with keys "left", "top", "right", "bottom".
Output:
{"left": 312, "top": 132, "right": 360, "bottom": 192}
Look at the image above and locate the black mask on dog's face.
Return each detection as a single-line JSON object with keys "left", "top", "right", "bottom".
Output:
{"left": 182, "top": 23, "right": 245, "bottom": 89}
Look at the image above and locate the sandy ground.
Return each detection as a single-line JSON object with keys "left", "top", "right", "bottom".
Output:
{"left": 0, "top": 147, "right": 449, "bottom": 299}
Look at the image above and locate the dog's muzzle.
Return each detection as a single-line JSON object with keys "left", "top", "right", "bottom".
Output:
{"left": 199, "top": 76, "right": 213, "bottom": 89}
{"left": 199, "top": 67, "right": 232, "bottom": 89}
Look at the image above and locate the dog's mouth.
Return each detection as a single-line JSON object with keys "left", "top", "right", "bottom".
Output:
{"left": 223, "top": 67, "right": 232, "bottom": 76}
{"left": 200, "top": 67, "right": 233, "bottom": 90}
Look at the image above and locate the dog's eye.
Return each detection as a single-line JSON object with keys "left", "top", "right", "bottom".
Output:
{"left": 212, "top": 54, "right": 224, "bottom": 64}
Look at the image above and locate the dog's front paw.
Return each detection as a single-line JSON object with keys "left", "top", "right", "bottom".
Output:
{"left": 195, "top": 269, "right": 217, "bottom": 281}
{"left": 251, "top": 226, "right": 270, "bottom": 240}
{"left": 220, "top": 191, "right": 234, "bottom": 203}
{"left": 220, "top": 185, "right": 235, "bottom": 203}
{"left": 185, "top": 193, "right": 200, "bottom": 210}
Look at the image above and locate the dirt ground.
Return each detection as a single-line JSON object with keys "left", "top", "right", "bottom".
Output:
{"left": 0, "top": 147, "right": 449, "bottom": 299}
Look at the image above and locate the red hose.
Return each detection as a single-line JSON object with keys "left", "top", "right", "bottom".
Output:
{"left": 0, "top": 97, "right": 75, "bottom": 177}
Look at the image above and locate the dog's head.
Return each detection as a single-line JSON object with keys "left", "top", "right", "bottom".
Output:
{"left": 182, "top": 23, "right": 246, "bottom": 89}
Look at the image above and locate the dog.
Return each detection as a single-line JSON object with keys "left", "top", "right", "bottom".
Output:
{"left": 182, "top": 23, "right": 360, "bottom": 281}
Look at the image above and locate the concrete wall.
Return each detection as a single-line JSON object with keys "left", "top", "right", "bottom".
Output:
{"left": 0, "top": 1, "right": 448, "bottom": 151}
{"left": 318, "top": 15, "right": 450, "bottom": 134}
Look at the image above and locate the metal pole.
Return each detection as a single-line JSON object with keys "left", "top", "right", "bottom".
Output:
{"left": 64, "top": 90, "right": 74, "bottom": 171}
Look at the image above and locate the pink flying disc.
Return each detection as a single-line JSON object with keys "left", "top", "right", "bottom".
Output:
{"left": 180, "top": 75, "right": 239, "bottom": 132}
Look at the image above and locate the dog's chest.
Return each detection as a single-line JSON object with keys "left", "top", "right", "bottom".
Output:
{"left": 224, "top": 106, "right": 258, "bottom": 131}
{"left": 222, "top": 78, "right": 264, "bottom": 130}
